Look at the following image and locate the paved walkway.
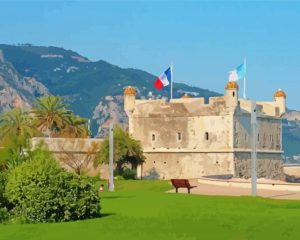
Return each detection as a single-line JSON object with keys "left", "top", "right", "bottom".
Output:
{"left": 169, "top": 179, "right": 300, "bottom": 200}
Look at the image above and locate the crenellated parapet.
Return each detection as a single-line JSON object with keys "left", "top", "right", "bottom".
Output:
{"left": 123, "top": 83, "right": 286, "bottom": 120}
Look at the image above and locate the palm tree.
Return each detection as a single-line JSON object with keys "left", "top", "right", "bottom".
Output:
{"left": 0, "top": 108, "right": 38, "bottom": 141}
{"left": 30, "top": 96, "right": 73, "bottom": 137}
{"left": 0, "top": 108, "right": 39, "bottom": 169}
{"left": 60, "top": 114, "right": 90, "bottom": 138}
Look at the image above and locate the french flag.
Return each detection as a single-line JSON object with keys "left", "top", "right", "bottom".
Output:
{"left": 154, "top": 67, "right": 172, "bottom": 90}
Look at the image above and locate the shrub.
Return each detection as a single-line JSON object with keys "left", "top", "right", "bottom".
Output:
{"left": 0, "top": 207, "right": 9, "bottom": 223}
{"left": 0, "top": 172, "right": 9, "bottom": 209}
{"left": 5, "top": 147, "right": 100, "bottom": 223}
{"left": 122, "top": 168, "right": 136, "bottom": 180}
{"left": 115, "top": 175, "right": 125, "bottom": 180}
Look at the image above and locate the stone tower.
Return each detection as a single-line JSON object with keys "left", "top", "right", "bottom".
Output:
{"left": 124, "top": 86, "right": 137, "bottom": 134}
{"left": 274, "top": 89, "right": 286, "bottom": 116}
{"left": 124, "top": 86, "right": 137, "bottom": 113}
{"left": 225, "top": 81, "right": 239, "bottom": 109}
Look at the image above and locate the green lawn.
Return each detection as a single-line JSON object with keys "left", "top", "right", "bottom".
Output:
{"left": 1, "top": 180, "right": 300, "bottom": 240}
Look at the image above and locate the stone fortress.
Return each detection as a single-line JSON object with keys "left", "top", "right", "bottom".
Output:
{"left": 124, "top": 82, "right": 287, "bottom": 180}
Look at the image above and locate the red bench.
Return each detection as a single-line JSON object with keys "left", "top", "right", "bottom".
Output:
{"left": 171, "top": 179, "right": 196, "bottom": 194}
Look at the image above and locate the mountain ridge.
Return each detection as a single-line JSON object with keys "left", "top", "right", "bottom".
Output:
{"left": 0, "top": 44, "right": 220, "bottom": 133}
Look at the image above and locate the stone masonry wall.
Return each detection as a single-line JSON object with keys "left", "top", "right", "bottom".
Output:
{"left": 234, "top": 152, "right": 284, "bottom": 180}
{"left": 31, "top": 137, "right": 104, "bottom": 177}
{"left": 141, "top": 152, "right": 234, "bottom": 179}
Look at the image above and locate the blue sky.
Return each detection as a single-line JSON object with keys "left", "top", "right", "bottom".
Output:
{"left": 0, "top": 1, "right": 300, "bottom": 109}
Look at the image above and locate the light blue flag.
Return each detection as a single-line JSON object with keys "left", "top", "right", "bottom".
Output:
{"left": 236, "top": 62, "right": 246, "bottom": 80}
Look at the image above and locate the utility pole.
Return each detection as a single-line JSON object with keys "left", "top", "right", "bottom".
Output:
{"left": 87, "top": 119, "right": 91, "bottom": 136}
{"left": 251, "top": 101, "right": 257, "bottom": 196}
{"left": 109, "top": 123, "right": 114, "bottom": 192}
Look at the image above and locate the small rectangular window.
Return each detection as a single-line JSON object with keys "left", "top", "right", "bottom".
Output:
{"left": 205, "top": 132, "right": 209, "bottom": 141}
{"left": 270, "top": 135, "right": 273, "bottom": 144}
{"left": 177, "top": 132, "right": 182, "bottom": 141}
{"left": 152, "top": 134, "right": 156, "bottom": 141}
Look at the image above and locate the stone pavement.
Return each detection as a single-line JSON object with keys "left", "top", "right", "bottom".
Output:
{"left": 169, "top": 179, "right": 300, "bottom": 200}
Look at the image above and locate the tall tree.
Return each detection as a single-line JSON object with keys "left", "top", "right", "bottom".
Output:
{"left": 60, "top": 114, "right": 90, "bottom": 138}
{"left": 94, "top": 125, "right": 145, "bottom": 174}
{"left": 30, "top": 96, "right": 73, "bottom": 137}
{"left": 0, "top": 108, "right": 36, "bottom": 139}
{"left": 31, "top": 96, "right": 89, "bottom": 138}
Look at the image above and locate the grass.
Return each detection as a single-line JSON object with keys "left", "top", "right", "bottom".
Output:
{"left": 1, "top": 180, "right": 300, "bottom": 239}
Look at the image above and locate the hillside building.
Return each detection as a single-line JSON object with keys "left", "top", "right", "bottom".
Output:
{"left": 124, "top": 82, "right": 286, "bottom": 180}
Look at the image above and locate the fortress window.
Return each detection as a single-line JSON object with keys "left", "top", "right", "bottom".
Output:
{"left": 177, "top": 132, "right": 182, "bottom": 141}
{"left": 233, "top": 92, "right": 235, "bottom": 97}
{"left": 205, "top": 132, "right": 209, "bottom": 141}
{"left": 152, "top": 134, "right": 156, "bottom": 141}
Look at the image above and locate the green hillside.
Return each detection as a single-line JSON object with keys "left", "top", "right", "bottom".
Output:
{"left": 0, "top": 44, "right": 220, "bottom": 134}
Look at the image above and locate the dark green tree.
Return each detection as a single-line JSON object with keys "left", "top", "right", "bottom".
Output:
{"left": 94, "top": 125, "right": 145, "bottom": 176}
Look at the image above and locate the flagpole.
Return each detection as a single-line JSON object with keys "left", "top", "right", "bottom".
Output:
{"left": 243, "top": 58, "right": 247, "bottom": 99}
{"left": 170, "top": 63, "right": 173, "bottom": 99}
{"left": 251, "top": 100, "right": 257, "bottom": 196}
